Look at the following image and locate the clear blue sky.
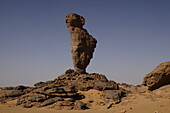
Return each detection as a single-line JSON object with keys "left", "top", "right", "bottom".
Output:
{"left": 0, "top": 0, "right": 170, "bottom": 87}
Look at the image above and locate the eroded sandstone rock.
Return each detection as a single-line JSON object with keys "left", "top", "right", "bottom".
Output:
{"left": 143, "top": 61, "right": 170, "bottom": 90}
{"left": 66, "top": 13, "right": 97, "bottom": 74}
{"left": 0, "top": 14, "right": 123, "bottom": 110}
{"left": 0, "top": 85, "right": 30, "bottom": 102}
{"left": 0, "top": 69, "right": 122, "bottom": 110}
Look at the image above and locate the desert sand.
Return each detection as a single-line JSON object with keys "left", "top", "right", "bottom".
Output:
{"left": 1, "top": 85, "right": 170, "bottom": 113}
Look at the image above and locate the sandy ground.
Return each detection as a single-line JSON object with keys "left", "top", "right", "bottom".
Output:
{"left": 0, "top": 86, "right": 170, "bottom": 113}
{"left": 0, "top": 98, "right": 170, "bottom": 113}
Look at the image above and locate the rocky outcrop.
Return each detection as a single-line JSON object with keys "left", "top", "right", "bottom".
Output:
{"left": 0, "top": 69, "right": 122, "bottom": 110}
{"left": 66, "top": 13, "right": 97, "bottom": 74}
{"left": 153, "top": 85, "right": 170, "bottom": 99}
{"left": 0, "top": 13, "right": 123, "bottom": 110}
{"left": 0, "top": 85, "right": 31, "bottom": 102}
{"left": 57, "top": 69, "right": 119, "bottom": 91}
{"left": 143, "top": 61, "right": 170, "bottom": 90}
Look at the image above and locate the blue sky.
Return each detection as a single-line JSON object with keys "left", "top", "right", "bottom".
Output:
{"left": 0, "top": 0, "right": 170, "bottom": 87}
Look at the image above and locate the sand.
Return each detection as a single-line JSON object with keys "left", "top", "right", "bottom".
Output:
{"left": 0, "top": 98, "right": 169, "bottom": 113}
{"left": 1, "top": 86, "right": 170, "bottom": 113}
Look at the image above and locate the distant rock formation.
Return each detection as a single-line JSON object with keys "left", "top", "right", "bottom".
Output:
{"left": 66, "top": 13, "right": 97, "bottom": 74}
{"left": 0, "top": 69, "right": 122, "bottom": 110}
{"left": 143, "top": 61, "right": 170, "bottom": 90}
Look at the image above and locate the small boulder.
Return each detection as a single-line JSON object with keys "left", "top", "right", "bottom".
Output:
{"left": 103, "top": 90, "right": 122, "bottom": 102}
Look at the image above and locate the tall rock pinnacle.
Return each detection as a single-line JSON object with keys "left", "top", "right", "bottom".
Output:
{"left": 66, "top": 13, "right": 97, "bottom": 74}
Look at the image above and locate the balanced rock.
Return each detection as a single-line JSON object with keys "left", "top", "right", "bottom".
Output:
{"left": 0, "top": 14, "right": 123, "bottom": 110}
{"left": 143, "top": 61, "right": 170, "bottom": 90}
{"left": 66, "top": 13, "right": 97, "bottom": 74}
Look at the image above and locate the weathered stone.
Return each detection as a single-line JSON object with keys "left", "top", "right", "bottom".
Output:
{"left": 65, "top": 69, "right": 75, "bottom": 74}
{"left": 0, "top": 69, "right": 121, "bottom": 109}
{"left": 22, "top": 102, "right": 33, "bottom": 108}
{"left": 80, "top": 73, "right": 108, "bottom": 82}
{"left": 54, "top": 101, "right": 74, "bottom": 110}
{"left": 153, "top": 84, "right": 170, "bottom": 99}
{"left": 57, "top": 70, "right": 119, "bottom": 91}
{"left": 0, "top": 85, "right": 30, "bottom": 100}
{"left": 105, "top": 80, "right": 119, "bottom": 90}
{"left": 56, "top": 100, "right": 74, "bottom": 106}
{"left": 34, "top": 82, "right": 45, "bottom": 87}
{"left": 64, "top": 98, "right": 75, "bottom": 102}
{"left": 63, "top": 86, "right": 78, "bottom": 93}
{"left": 17, "top": 93, "right": 47, "bottom": 107}
{"left": 143, "top": 61, "right": 170, "bottom": 90}
{"left": 51, "top": 93, "right": 77, "bottom": 97}
{"left": 93, "top": 80, "right": 118, "bottom": 91}
{"left": 0, "top": 14, "right": 124, "bottom": 110}
{"left": 1, "top": 87, "right": 14, "bottom": 90}
{"left": 103, "top": 90, "right": 122, "bottom": 102}
{"left": 5, "top": 90, "right": 24, "bottom": 97}
{"left": 66, "top": 13, "right": 85, "bottom": 28}
{"left": 73, "top": 101, "right": 87, "bottom": 110}
{"left": 44, "top": 87, "right": 65, "bottom": 94}
{"left": 66, "top": 13, "right": 97, "bottom": 74}
{"left": 40, "top": 97, "right": 64, "bottom": 107}
{"left": 55, "top": 105, "right": 74, "bottom": 110}
{"left": 15, "top": 85, "right": 29, "bottom": 90}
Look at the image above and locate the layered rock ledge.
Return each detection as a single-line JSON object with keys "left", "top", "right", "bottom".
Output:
{"left": 0, "top": 69, "right": 122, "bottom": 110}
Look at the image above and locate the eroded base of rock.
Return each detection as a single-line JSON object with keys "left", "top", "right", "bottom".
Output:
{"left": 0, "top": 69, "right": 122, "bottom": 110}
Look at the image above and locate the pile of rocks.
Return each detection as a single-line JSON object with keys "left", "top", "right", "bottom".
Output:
{"left": 0, "top": 69, "right": 122, "bottom": 110}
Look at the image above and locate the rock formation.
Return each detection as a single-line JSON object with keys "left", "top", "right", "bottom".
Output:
{"left": 143, "top": 61, "right": 170, "bottom": 90}
{"left": 0, "top": 13, "right": 124, "bottom": 110}
{"left": 66, "top": 13, "right": 97, "bottom": 74}
{"left": 0, "top": 69, "right": 122, "bottom": 110}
